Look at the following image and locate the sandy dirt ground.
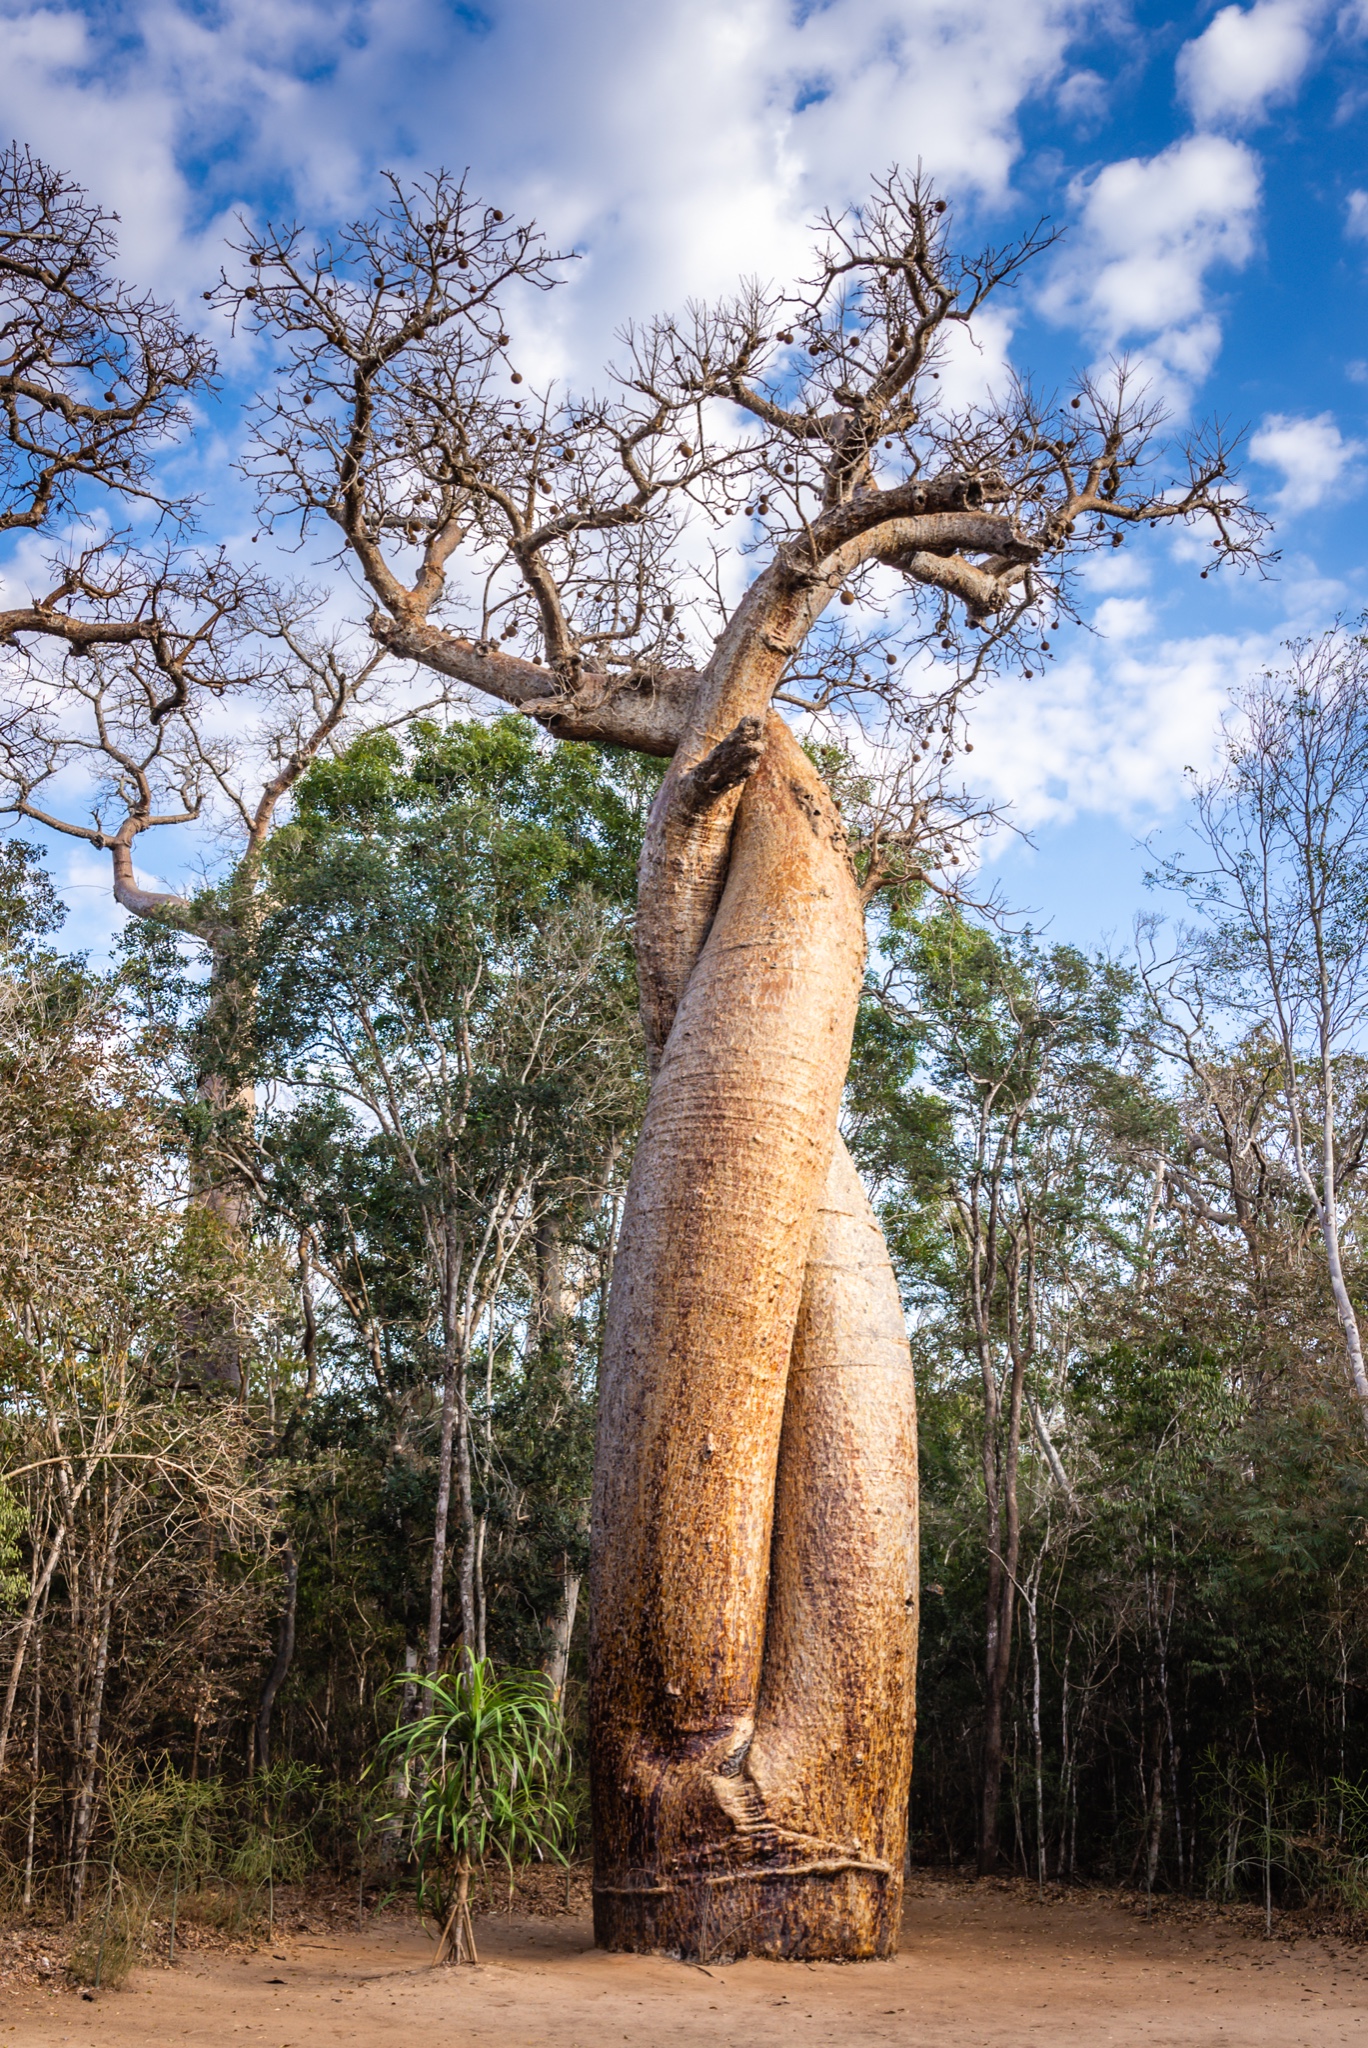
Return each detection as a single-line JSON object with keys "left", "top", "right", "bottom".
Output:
{"left": 5, "top": 1878, "right": 1368, "bottom": 2048}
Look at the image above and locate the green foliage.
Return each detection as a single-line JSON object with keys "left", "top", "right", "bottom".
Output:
{"left": 13, "top": 691, "right": 1368, "bottom": 1932}
{"left": 0, "top": 1479, "right": 26, "bottom": 1608}
{"left": 249, "top": 715, "right": 645, "bottom": 1387}
{"left": 228, "top": 1763, "right": 322, "bottom": 1936}
{"left": 848, "top": 890, "right": 1368, "bottom": 1897}
{"left": 376, "top": 1660, "right": 575, "bottom": 1883}
{"left": 0, "top": 839, "right": 65, "bottom": 953}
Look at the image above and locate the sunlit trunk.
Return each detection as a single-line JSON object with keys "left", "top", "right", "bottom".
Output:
{"left": 590, "top": 720, "right": 919, "bottom": 1960}
{"left": 542, "top": 1558, "right": 581, "bottom": 1705}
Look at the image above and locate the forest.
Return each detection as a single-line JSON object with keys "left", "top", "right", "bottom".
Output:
{"left": 4, "top": 136, "right": 1368, "bottom": 1968}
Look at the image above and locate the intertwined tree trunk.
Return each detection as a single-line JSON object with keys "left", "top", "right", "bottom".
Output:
{"left": 169, "top": 160, "right": 1259, "bottom": 1960}
{"left": 0, "top": 149, "right": 1270, "bottom": 1957}
{"left": 590, "top": 717, "right": 918, "bottom": 1959}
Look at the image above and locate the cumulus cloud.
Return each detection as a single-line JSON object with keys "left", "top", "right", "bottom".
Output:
{"left": 1093, "top": 597, "right": 1155, "bottom": 640}
{"left": 1250, "top": 410, "right": 1366, "bottom": 512}
{"left": 781, "top": 0, "right": 1090, "bottom": 211}
{"left": 1055, "top": 68, "right": 1109, "bottom": 124}
{"left": 1040, "top": 135, "right": 1261, "bottom": 404}
{"left": 968, "top": 631, "right": 1278, "bottom": 831}
{"left": 1176, "top": 0, "right": 1325, "bottom": 130}
{"left": 1348, "top": 190, "right": 1368, "bottom": 238}
{"left": 0, "top": 0, "right": 1311, "bottom": 942}
{"left": 0, "top": 0, "right": 1098, "bottom": 350}
{"left": 0, "top": 6, "right": 198, "bottom": 290}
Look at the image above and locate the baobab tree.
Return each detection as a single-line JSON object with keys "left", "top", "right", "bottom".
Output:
{"left": 225, "top": 165, "right": 1270, "bottom": 1952}
{"left": 218, "top": 165, "right": 1265, "bottom": 1959}
{"left": 5, "top": 146, "right": 1265, "bottom": 1952}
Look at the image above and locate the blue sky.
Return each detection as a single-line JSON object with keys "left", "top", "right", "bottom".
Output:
{"left": 2, "top": 0, "right": 1366, "bottom": 953}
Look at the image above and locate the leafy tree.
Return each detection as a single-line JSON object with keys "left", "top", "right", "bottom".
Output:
{"left": 377, "top": 1660, "right": 573, "bottom": 1963}
{"left": 1149, "top": 627, "right": 1368, "bottom": 1433}
{"left": 849, "top": 907, "right": 1133, "bottom": 1869}
{"left": 248, "top": 717, "right": 648, "bottom": 1679}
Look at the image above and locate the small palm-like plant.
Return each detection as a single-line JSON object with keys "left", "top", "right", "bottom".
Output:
{"left": 376, "top": 1659, "right": 574, "bottom": 1964}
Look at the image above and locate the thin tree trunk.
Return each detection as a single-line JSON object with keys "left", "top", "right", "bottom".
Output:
{"left": 453, "top": 1358, "right": 477, "bottom": 1656}
{"left": 70, "top": 1477, "right": 125, "bottom": 1919}
{"left": 473, "top": 1514, "right": 487, "bottom": 1664}
{"left": 1319, "top": 1168, "right": 1368, "bottom": 1420}
{"left": 978, "top": 1514, "right": 1005, "bottom": 1872}
{"left": 1145, "top": 1734, "right": 1165, "bottom": 1893}
{"left": 428, "top": 1221, "right": 479, "bottom": 1672}
{"left": 1025, "top": 1389, "right": 1077, "bottom": 1508}
{"left": 542, "top": 1557, "right": 581, "bottom": 1704}
{"left": 255, "top": 1542, "right": 299, "bottom": 1770}
{"left": 1059, "top": 1628, "right": 1074, "bottom": 1883}
{"left": 536, "top": 1218, "right": 584, "bottom": 1705}
{"left": 980, "top": 1329, "right": 1027, "bottom": 1874}
{"left": 0, "top": 1516, "right": 66, "bottom": 1773}
{"left": 426, "top": 1264, "right": 463, "bottom": 1674}
{"left": 1156, "top": 1583, "right": 1184, "bottom": 1889}
{"left": 971, "top": 1252, "right": 1003, "bottom": 1874}
{"left": 1026, "top": 1574, "right": 1045, "bottom": 1890}
{"left": 299, "top": 1234, "right": 318, "bottom": 1401}
{"left": 22, "top": 1587, "right": 45, "bottom": 1912}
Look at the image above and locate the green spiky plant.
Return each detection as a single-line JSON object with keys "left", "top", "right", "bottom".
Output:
{"left": 376, "top": 1659, "right": 574, "bottom": 1964}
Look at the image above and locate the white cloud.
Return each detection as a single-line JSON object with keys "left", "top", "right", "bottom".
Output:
{"left": 1040, "top": 135, "right": 1261, "bottom": 405}
{"left": 932, "top": 305, "right": 1018, "bottom": 412}
{"left": 782, "top": 0, "right": 1091, "bottom": 213}
{"left": 1250, "top": 410, "right": 1366, "bottom": 512}
{"left": 1080, "top": 544, "right": 1152, "bottom": 595}
{"left": 1055, "top": 68, "right": 1109, "bottom": 124}
{"left": 1348, "top": 189, "right": 1368, "bottom": 239}
{"left": 968, "top": 631, "right": 1278, "bottom": 831}
{"left": 1093, "top": 596, "right": 1155, "bottom": 640}
{"left": 1176, "top": 1, "right": 1325, "bottom": 130}
{"left": 0, "top": 6, "right": 196, "bottom": 292}
{"left": 0, "top": 0, "right": 1098, "bottom": 345}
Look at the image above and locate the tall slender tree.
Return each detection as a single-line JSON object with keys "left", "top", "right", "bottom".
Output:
{"left": 1152, "top": 629, "right": 1368, "bottom": 1437}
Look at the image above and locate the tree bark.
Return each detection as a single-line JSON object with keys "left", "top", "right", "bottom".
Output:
{"left": 69, "top": 1476, "right": 125, "bottom": 1919}
{"left": 254, "top": 1541, "right": 299, "bottom": 1770}
{"left": 426, "top": 1225, "right": 478, "bottom": 1673}
{"left": 535, "top": 1213, "right": 585, "bottom": 1704}
{"left": 425, "top": 1338, "right": 461, "bottom": 1675}
{"left": 589, "top": 718, "right": 919, "bottom": 1960}
{"left": 0, "top": 1515, "right": 66, "bottom": 1773}
{"left": 542, "top": 1557, "right": 581, "bottom": 1705}
{"left": 978, "top": 1329, "right": 1026, "bottom": 1876}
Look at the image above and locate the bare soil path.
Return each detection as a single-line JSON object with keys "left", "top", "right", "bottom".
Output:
{"left": 6, "top": 1878, "right": 1368, "bottom": 2047}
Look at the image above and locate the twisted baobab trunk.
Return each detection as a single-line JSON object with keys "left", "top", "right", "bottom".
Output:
{"left": 590, "top": 716, "right": 918, "bottom": 1960}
